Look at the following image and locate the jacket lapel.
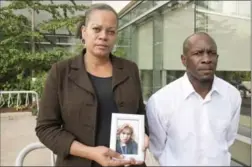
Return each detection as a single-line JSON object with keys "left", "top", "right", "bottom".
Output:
{"left": 68, "top": 49, "right": 129, "bottom": 95}
{"left": 111, "top": 56, "right": 129, "bottom": 91}
{"left": 68, "top": 53, "right": 95, "bottom": 96}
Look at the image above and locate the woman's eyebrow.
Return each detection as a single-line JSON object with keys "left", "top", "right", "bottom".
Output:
{"left": 90, "top": 23, "right": 116, "bottom": 29}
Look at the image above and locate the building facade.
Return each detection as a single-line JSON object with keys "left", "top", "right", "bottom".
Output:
{"left": 116, "top": 0, "right": 251, "bottom": 104}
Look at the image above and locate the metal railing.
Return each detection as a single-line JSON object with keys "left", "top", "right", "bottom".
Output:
{"left": 0, "top": 91, "right": 39, "bottom": 113}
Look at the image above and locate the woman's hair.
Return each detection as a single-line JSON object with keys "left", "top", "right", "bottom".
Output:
{"left": 75, "top": 3, "right": 118, "bottom": 40}
{"left": 117, "top": 123, "right": 135, "bottom": 141}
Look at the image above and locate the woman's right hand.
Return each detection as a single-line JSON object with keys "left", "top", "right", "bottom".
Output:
{"left": 90, "top": 146, "right": 132, "bottom": 166}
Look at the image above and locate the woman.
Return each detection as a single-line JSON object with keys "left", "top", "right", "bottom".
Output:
{"left": 35, "top": 3, "right": 149, "bottom": 167}
{"left": 116, "top": 124, "right": 138, "bottom": 155}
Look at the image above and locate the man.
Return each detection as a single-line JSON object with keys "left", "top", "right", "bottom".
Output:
{"left": 146, "top": 32, "right": 241, "bottom": 166}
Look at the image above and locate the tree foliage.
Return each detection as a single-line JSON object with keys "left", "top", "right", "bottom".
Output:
{"left": 0, "top": 0, "right": 87, "bottom": 92}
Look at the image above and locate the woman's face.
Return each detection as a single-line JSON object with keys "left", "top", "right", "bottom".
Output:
{"left": 81, "top": 9, "right": 117, "bottom": 57}
{"left": 120, "top": 128, "right": 132, "bottom": 144}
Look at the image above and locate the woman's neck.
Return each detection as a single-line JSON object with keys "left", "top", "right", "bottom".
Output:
{"left": 84, "top": 50, "right": 112, "bottom": 77}
{"left": 84, "top": 51, "right": 110, "bottom": 68}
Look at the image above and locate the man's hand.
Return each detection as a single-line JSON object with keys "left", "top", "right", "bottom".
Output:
{"left": 143, "top": 134, "right": 149, "bottom": 161}
{"left": 144, "top": 134, "right": 149, "bottom": 153}
{"left": 90, "top": 146, "right": 132, "bottom": 166}
{"left": 132, "top": 134, "right": 149, "bottom": 165}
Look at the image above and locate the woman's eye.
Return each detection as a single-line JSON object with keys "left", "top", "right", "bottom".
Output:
{"left": 93, "top": 27, "right": 100, "bottom": 32}
{"left": 108, "top": 31, "right": 115, "bottom": 35}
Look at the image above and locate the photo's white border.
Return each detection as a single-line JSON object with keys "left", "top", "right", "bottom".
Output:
{"left": 109, "top": 113, "right": 145, "bottom": 162}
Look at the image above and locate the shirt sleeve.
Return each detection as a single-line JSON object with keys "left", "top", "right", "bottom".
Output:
{"left": 226, "top": 94, "right": 242, "bottom": 148}
{"left": 146, "top": 96, "right": 167, "bottom": 161}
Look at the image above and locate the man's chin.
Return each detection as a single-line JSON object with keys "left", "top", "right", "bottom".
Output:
{"left": 199, "top": 75, "right": 214, "bottom": 83}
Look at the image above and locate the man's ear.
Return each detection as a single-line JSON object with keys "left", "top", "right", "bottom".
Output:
{"left": 181, "top": 54, "right": 187, "bottom": 67}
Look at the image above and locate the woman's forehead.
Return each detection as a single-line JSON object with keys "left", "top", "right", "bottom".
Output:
{"left": 87, "top": 10, "right": 117, "bottom": 27}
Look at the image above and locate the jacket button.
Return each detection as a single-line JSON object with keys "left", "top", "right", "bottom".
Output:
{"left": 119, "top": 102, "right": 124, "bottom": 107}
{"left": 86, "top": 103, "right": 93, "bottom": 106}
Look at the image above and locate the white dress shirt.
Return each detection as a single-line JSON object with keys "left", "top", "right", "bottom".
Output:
{"left": 146, "top": 73, "right": 241, "bottom": 166}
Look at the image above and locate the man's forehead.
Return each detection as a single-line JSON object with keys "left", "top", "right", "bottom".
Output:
{"left": 188, "top": 35, "right": 217, "bottom": 49}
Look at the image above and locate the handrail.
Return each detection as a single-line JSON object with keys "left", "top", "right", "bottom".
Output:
{"left": 15, "top": 142, "right": 55, "bottom": 166}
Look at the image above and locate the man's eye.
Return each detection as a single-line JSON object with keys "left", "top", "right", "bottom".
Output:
{"left": 194, "top": 51, "right": 203, "bottom": 55}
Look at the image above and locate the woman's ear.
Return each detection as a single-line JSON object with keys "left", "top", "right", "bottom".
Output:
{"left": 81, "top": 25, "right": 86, "bottom": 42}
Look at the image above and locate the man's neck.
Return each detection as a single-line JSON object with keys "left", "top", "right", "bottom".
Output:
{"left": 187, "top": 73, "right": 213, "bottom": 99}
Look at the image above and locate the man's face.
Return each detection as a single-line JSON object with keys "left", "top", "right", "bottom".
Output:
{"left": 81, "top": 10, "right": 117, "bottom": 57}
{"left": 181, "top": 35, "right": 218, "bottom": 82}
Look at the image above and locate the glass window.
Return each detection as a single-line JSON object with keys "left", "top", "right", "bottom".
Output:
{"left": 131, "top": 1, "right": 154, "bottom": 20}
{"left": 114, "top": 26, "right": 131, "bottom": 59}
{"left": 195, "top": 1, "right": 251, "bottom": 118}
{"left": 119, "top": 13, "right": 131, "bottom": 28}
{"left": 162, "top": 1, "right": 195, "bottom": 70}
{"left": 195, "top": 1, "right": 250, "bottom": 71}
{"left": 237, "top": 1, "right": 251, "bottom": 17}
{"left": 140, "top": 70, "right": 153, "bottom": 101}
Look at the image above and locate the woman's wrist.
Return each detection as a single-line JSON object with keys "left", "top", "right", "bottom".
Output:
{"left": 70, "top": 140, "right": 96, "bottom": 160}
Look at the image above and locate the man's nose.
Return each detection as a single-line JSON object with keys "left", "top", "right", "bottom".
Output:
{"left": 202, "top": 52, "right": 212, "bottom": 64}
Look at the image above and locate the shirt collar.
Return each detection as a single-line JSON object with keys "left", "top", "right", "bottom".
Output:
{"left": 182, "top": 72, "right": 222, "bottom": 99}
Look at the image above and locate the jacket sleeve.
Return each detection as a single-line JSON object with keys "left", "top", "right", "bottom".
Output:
{"left": 35, "top": 63, "right": 76, "bottom": 158}
{"left": 132, "top": 63, "right": 149, "bottom": 136}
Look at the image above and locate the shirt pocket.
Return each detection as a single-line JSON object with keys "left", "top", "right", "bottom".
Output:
{"left": 209, "top": 116, "right": 229, "bottom": 146}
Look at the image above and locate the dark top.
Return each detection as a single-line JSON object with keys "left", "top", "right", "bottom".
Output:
{"left": 88, "top": 73, "right": 119, "bottom": 167}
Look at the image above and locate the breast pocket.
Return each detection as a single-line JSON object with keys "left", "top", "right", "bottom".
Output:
{"left": 61, "top": 92, "right": 96, "bottom": 129}
{"left": 209, "top": 115, "right": 230, "bottom": 144}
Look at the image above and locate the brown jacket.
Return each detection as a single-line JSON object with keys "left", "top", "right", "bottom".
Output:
{"left": 35, "top": 50, "right": 148, "bottom": 166}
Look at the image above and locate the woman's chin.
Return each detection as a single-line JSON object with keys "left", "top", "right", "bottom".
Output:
{"left": 93, "top": 49, "right": 110, "bottom": 57}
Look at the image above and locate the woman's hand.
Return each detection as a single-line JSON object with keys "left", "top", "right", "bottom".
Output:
{"left": 90, "top": 146, "right": 133, "bottom": 166}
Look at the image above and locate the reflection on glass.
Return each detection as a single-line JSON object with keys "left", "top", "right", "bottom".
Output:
{"left": 140, "top": 70, "right": 153, "bottom": 101}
